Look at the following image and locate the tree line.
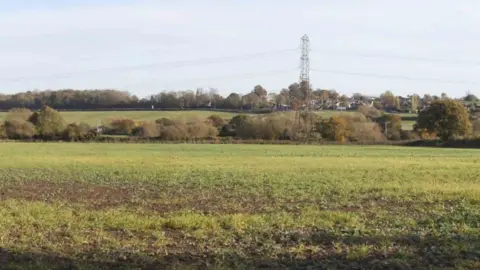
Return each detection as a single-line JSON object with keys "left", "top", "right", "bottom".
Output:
{"left": 1, "top": 99, "right": 478, "bottom": 143}
{"left": 1, "top": 85, "right": 478, "bottom": 112}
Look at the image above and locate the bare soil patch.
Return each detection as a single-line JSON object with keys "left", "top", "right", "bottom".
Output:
{"left": 0, "top": 181, "right": 318, "bottom": 215}
{"left": 0, "top": 180, "right": 157, "bottom": 210}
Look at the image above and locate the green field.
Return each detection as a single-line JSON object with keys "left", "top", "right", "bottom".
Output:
{"left": 0, "top": 110, "right": 240, "bottom": 126}
{"left": 0, "top": 110, "right": 416, "bottom": 130}
{"left": 401, "top": 120, "right": 416, "bottom": 130}
{"left": 0, "top": 143, "right": 479, "bottom": 269}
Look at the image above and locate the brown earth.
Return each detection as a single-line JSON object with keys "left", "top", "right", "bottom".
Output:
{"left": 0, "top": 180, "right": 322, "bottom": 215}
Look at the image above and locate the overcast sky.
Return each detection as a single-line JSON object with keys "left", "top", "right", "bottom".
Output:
{"left": 0, "top": 0, "right": 479, "bottom": 98}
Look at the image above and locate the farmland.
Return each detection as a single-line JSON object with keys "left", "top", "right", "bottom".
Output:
{"left": 0, "top": 143, "right": 479, "bottom": 269}
{"left": 0, "top": 110, "right": 241, "bottom": 126}
{"left": 0, "top": 110, "right": 417, "bottom": 130}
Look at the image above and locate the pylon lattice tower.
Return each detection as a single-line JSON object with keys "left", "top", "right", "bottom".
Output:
{"left": 292, "top": 34, "right": 314, "bottom": 141}
{"left": 300, "top": 34, "right": 310, "bottom": 83}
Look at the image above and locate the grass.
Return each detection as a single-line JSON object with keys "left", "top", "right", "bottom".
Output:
{"left": 0, "top": 143, "right": 479, "bottom": 269}
{"left": 402, "top": 120, "right": 416, "bottom": 130}
{"left": 391, "top": 112, "right": 418, "bottom": 118}
{"left": 0, "top": 110, "right": 240, "bottom": 126}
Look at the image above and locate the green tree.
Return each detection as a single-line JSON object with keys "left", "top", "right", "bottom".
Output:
{"left": 380, "top": 91, "right": 396, "bottom": 110}
{"left": 229, "top": 115, "right": 252, "bottom": 129}
{"left": 410, "top": 95, "right": 419, "bottom": 112}
{"left": 63, "top": 123, "right": 95, "bottom": 141}
{"left": 317, "top": 116, "right": 350, "bottom": 142}
{"left": 328, "top": 90, "right": 339, "bottom": 101}
{"left": 423, "top": 94, "right": 433, "bottom": 105}
{"left": 415, "top": 99, "right": 471, "bottom": 140}
{"left": 339, "top": 95, "right": 350, "bottom": 107}
{"left": 394, "top": 97, "right": 401, "bottom": 111}
{"left": 464, "top": 93, "right": 479, "bottom": 102}
{"left": 224, "top": 93, "right": 241, "bottom": 109}
{"left": 253, "top": 85, "right": 268, "bottom": 98}
{"left": 352, "top": 93, "right": 364, "bottom": 101}
{"left": 241, "top": 93, "right": 261, "bottom": 109}
{"left": 29, "top": 106, "right": 66, "bottom": 139}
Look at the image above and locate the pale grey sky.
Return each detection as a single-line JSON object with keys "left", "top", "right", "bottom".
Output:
{"left": 0, "top": 0, "right": 479, "bottom": 98}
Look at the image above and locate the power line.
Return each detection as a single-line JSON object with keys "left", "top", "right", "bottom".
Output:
{"left": 4, "top": 45, "right": 199, "bottom": 70}
{"left": 310, "top": 48, "right": 480, "bottom": 66}
{"left": 3, "top": 43, "right": 479, "bottom": 90}
{"left": 0, "top": 48, "right": 297, "bottom": 83}
{"left": 5, "top": 38, "right": 254, "bottom": 70}
{"left": 121, "top": 68, "right": 298, "bottom": 90}
{"left": 310, "top": 68, "right": 478, "bottom": 85}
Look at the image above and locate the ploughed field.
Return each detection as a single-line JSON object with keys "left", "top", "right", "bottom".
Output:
{"left": 0, "top": 144, "right": 479, "bottom": 269}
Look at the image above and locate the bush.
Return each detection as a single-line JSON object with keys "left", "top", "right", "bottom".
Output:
{"left": 63, "top": 123, "right": 95, "bottom": 141}
{"left": 219, "top": 124, "right": 236, "bottom": 137}
{"left": 473, "top": 119, "right": 480, "bottom": 136}
{"left": 156, "top": 119, "right": 217, "bottom": 141}
{"left": 2, "top": 108, "right": 34, "bottom": 140}
{"left": 159, "top": 124, "right": 188, "bottom": 141}
{"left": 0, "top": 124, "right": 6, "bottom": 139}
{"left": 28, "top": 106, "right": 66, "bottom": 140}
{"left": 221, "top": 115, "right": 253, "bottom": 138}
{"left": 400, "top": 130, "right": 420, "bottom": 140}
{"left": 376, "top": 114, "right": 402, "bottom": 140}
{"left": 106, "top": 118, "right": 136, "bottom": 135}
{"left": 336, "top": 113, "right": 369, "bottom": 141}
{"left": 155, "top": 118, "right": 175, "bottom": 126}
{"left": 132, "top": 121, "right": 160, "bottom": 138}
{"left": 5, "top": 108, "right": 33, "bottom": 122}
{"left": 229, "top": 115, "right": 252, "bottom": 129}
{"left": 234, "top": 117, "right": 256, "bottom": 139}
{"left": 235, "top": 115, "right": 293, "bottom": 140}
{"left": 317, "top": 116, "right": 350, "bottom": 142}
{"left": 416, "top": 128, "right": 437, "bottom": 140}
{"left": 207, "top": 115, "right": 226, "bottom": 128}
{"left": 4, "top": 120, "right": 36, "bottom": 139}
{"left": 187, "top": 120, "right": 218, "bottom": 139}
{"left": 350, "top": 122, "right": 386, "bottom": 142}
{"left": 358, "top": 105, "right": 383, "bottom": 120}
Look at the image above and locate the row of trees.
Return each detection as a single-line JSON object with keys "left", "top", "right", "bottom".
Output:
{"left": 1, "top": 87, "right": 478, "bottom": 112}
{"left": 2, "top": 99, "right": 476, "bottom": 142}
{"left": 0, "top": 107, "right": 96, "bottom": 141}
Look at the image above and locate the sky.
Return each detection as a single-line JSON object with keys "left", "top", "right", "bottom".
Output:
{"left": 0, "top": 0, "right": 479, "bottom": 98}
